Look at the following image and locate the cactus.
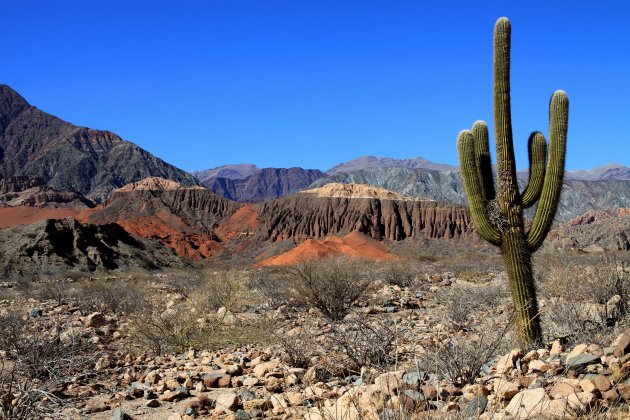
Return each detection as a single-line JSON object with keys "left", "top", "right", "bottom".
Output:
{"left": 456, "top": 17, "right": 568, "bottom": 346}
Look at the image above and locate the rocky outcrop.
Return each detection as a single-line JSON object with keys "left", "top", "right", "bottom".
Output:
{"left": 0, "top": 218, "right": 186, "bottom": 274}
{"left": 0, "top": 176, "right": 94, "bottom": 211}
{"left": 546, "top": 214, "right": 630, "bottom": 251}
{"left": 0, "top": 85, "right": 200, "bottom": 203}
{"left": 204, "top": 167, "right": 326, "bottom": 202}
{"left": 313, "top": 167, "right": 630, "bottom": 222}
{"left": 82, "top": 179, "right": 241, "bottom": 259}
{"left": 258, "top": 186, "right": 472, "bottom": 242}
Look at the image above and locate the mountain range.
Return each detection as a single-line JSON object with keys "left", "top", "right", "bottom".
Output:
{"left": 2, "top": 83, "right": 630, "bottom": 272}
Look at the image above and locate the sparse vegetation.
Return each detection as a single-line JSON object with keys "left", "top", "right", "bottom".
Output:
{"left": 288, "top": 257, "right": 371, "bottom": 321}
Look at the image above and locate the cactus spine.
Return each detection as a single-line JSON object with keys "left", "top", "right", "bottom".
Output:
{"left": 457, "top": 17, "right": 568, "bottom": 346}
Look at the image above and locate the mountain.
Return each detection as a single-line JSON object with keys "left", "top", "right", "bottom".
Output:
{"left": 326, "top": 155, "right": 458, "bottom": 175}
{"left": 566, "top": 164, "right": 630, "bottom": 181}
{"left": 203, "top": 167, "right": 326, "bottom": 202}
{"left": 313, "top": 167, "right": 630, "bottom": 223}
{"left": 0, "top": 85, "right": 200, "bottom": 203}
{"left": 192, "top": 164, "right": 260, "bottom": 182}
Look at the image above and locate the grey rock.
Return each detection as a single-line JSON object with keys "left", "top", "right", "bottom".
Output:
{"left": 465, "top": 395, "right": 488, "bottom": 417}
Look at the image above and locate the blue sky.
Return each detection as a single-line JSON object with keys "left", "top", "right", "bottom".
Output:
{"left": 2, "top": 1, "right": 629, "bottom": 171}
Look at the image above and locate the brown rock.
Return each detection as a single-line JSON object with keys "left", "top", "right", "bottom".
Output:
{"left": 494, "top": 379, "right": 520, "bottom": 400}
{"left": 85, "top": 312, "right": 107, "bottom": 328}
{"left": 421, "top": 385, "right": 437, "bottom": 400}
{"left": 613, "top": 333, "right": 630, "bottom": 357}
{"left": 618, "top": 384, "right": 630, "bottom": 402}
{"left": 218, "top": 374, "right": 232, "bottom": 388}
{"left": 548, "top": 382, "right": 578, "bottom": 399}
{"left": 593, "top": 374, "right": 611, "bottom": 392}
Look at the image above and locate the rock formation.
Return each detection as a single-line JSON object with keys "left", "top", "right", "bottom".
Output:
{"left": 258, "top": 184, "right": 472, "bottom": 242}
{"left": 0, "top": 218, "right": 186, "bottom": 274}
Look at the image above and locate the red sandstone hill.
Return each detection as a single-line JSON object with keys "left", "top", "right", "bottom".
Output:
{"left": 255, "top": 231, "right": 398, "bottom": 267}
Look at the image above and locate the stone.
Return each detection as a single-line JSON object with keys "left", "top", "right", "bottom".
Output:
{"left": 617, "top": 384, "right": 630, "bottom": 402}
{"left": 85, "top": 312, "right": 108, "bottom": 328}
{"left": 111, "top": 409, "right": 132, "bottom": 420}
{"left": 374, "top": 371, "right": 404, "bottom": 396}
{"left": 528, "top": 359, "right": 550, "bottom": 373}
{"left": 578, "top": 379, "right": 597, "bottom": 394}
{"left": 613, "top": 333, "right": 630, "bottom": 357}
{"left": 264, "top": 376, "right": 283, "bottom": 393}
{"left": 494, "top": 379, "right": 520, "bottom": 400}
{"left": 567, "top": 391, "right": 599, "bottom": 411}
{"left": 465, "top": 395, "right": 488, "bottom": 417}
{"left": 252, "top": 360, "right": 281, "bottom": 380}
{"left": 505, "top": 388, "right": 551, "bottom": 419}
{"left": 28, "top": 307, "right": 42, "bottom": 317}
{"left": 566, "top": 344, "right": 588, "bottom": 361}
{"left": 565, "top": 354, "right": 600, "bottom": 372}
{"left": 216, "top": 392, "right": 240, "bottom": 411}
{"left": 496, "top": 349, "right": 522, "bottom": 374}
{"left": 202, "top": 372, "right": 225, "bottom": 388}
{"left": 159, "top": 387, "right": 189, "bottom": 402}
{"left": 548, "top": 382, "right": 578, "bottom": 398}
{"left": 147, "top": 399, "right": 161, "bottom": 408}
{"left": 218, "top": 374, "right": 232, "bottom": 388}
{"left": 593, "top": 374, "right": 611, "bottom": 392}
{"left": 550, "top": 340, "right": 564, "bottom": 355}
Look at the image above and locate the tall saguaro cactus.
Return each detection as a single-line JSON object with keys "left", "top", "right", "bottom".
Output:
{"left": 457, "top": 17, "right": 569, "bottom": 346}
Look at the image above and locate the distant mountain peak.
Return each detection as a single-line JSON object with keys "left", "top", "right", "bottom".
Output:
{"left": 326, "top": 155, "right": 458, "bottom": 175}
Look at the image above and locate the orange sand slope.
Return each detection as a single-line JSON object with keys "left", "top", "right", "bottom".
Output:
{"left": 0, "top": 207, "right": 79, "bottom": 228}
{"left": 256, "top": 231, "right": 398, "bottom": 267}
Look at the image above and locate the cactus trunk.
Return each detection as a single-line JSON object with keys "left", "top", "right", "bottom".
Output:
{"left": 502, "top": 231, "right": 542, "bottom": 345}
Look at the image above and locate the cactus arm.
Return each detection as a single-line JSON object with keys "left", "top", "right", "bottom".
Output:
{"left": 521, "top": 132, "right": 547, "bottom": 208}
{"left": 527, "top": 90, "right": 569, "bottom": 251}
{"left": 493, "top": 17, "right": 520, "bottom": 210}
{"left": 472, "top": 120, "right": 496, "bottom": 200}
{"left": 457, "top": 130, "right": 502, "bottom": 246}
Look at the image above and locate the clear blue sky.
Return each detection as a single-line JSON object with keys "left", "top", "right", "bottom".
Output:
{"left": 2, "top": 1, "right": 629, "bottom": 172}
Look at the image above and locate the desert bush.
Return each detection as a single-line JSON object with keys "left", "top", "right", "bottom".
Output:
{"left": 379, "top": 261, "right": 418, "bottom": 288}
{"left": 538, "top": 252, "right": 630, "bottom": 345}
{"left": 127, "top": 269, "right": 264, "bottom": 355}
{"left": 249, "top": 269, "right": 294, "bottom": 309}
{"left": 288, "top": 258, "right": 370, "bottom": 321}
{"left": 437, "top": 282, "right": 508, "bottom": 331}
{"left": 0, "top": 311, "right": 91, "bottom": 419}
{"left": 331, "top": 318, "right": 401, "bottom": 370}
{"left": 419, "top": 321, "right": 512, "bottom": 388}
{"left": 274, "top": 326, "right": 315, "bottom": 369}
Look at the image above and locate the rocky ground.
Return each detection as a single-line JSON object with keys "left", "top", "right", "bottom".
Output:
{"left": 1, "top": 256, "right": 630, "bottom": 419}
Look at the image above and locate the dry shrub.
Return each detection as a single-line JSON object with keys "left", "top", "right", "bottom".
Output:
{"left": 274, "top": 326, "right": 316, "bottom": 369}
{"left": 538, "top": 252, "right": 630, "bottom": 345}
{"left": 127, "top": 269, "right": 264, "bottom": 355}
{"left": 379, "top": 261, "right": 419, "bottom": 288}
{"left": 288, "top": 257, "right": 370, "bottom": 321}
{"left": 437, "top": 282, "right": 508, "bottom": 331}
{"left": 249, "top": 269, "right": 294, "bottom": 309}
{"left": 330, "top": 318, "right": 401, "bottom": 371}
{"left": 0, "top": 312, "right": 91, "bottom": 418}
